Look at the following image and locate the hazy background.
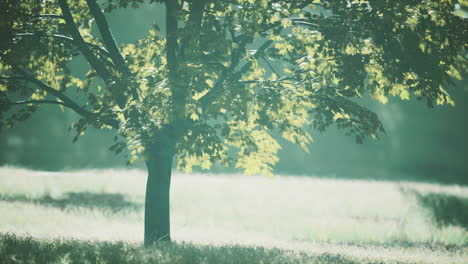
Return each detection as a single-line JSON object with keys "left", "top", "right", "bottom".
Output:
{"left": 0, "top": 4, "right": 467, "bottom": 185}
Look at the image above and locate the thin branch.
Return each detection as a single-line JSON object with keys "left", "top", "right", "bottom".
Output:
{"left": 11, "top": 100, "right": 67, "bottom": 106}
{"left": 14, "top": 33, "right": 111, "bottom": 57}
{"left": 294, "top": 0, "right": 324, "bottom": 10}
{"left": 197, "top": 1, "right": 317, "bottom": 111}
{"left": 260, "top": 55, "right": 281, "bottom": 77}
{"left": 291, "top": 18, "right": 319, "bottom": 28}
{"left": 19, "top": 76, "right": 94, "bottom": 119}
{"left": 239, "top": 79, "right": 295, "bottom": 85}
{"left": 5, "top": 74, "right": 120, "bottom": 129}
{"left": 34, "top": 14, "right": 64, "bottom": 20}
{"left": 235, "top": 39, "right": 273, "bottom": 78}
{"left": 84, "top": 0, "right": 127, "bottom": 72}
{"left": 1, "top": 51, "right": 119, "bottom": 128}
{"left": 230, "top": 36, "right": 250, "bottom": 70}
{"left": 58, "top": 0, "right": 112, "bottom": 81}
{"left": 15, "top": 71, "right": 119, "bottom": 129}
{"left": 85, "top": 0, "right": 139, "bottom": 100}
{"left": 198, "top": 40, "right": 273, "bottom": 108}
{"left": 0, "top": 76, "right": 20, "bottom": 81}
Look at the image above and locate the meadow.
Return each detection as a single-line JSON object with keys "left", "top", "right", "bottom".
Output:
{"left": 0, "top": 167, "right": 466, "bottom": 263}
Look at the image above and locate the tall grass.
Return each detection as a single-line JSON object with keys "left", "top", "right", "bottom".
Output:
{"left": 0, "top": 233, "right": 408, "bottom": 264}
{"left": 0, "top": 167, "right": 467, "bottom": 263}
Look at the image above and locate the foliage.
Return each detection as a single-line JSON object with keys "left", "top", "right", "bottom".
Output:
{"left": 0, "top": 0, "right": 467, "bottom": 175}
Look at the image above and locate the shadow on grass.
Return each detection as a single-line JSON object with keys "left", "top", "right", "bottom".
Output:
{"left": 0, "top": 192, "right": 141, "bottom": 213}
{"left": 0, "top": 233, "right": 416, "bottom": 264}
{"left": 403, "top": 189, "right": 468, "bottom": 229}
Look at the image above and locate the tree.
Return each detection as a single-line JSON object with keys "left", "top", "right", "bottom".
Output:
{"left": 1, "top": 0, "right": 466, "bottom": 245}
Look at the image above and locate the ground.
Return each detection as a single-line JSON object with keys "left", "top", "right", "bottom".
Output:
{"left": 0, "top": 167, "right": 466, "bottom": 263}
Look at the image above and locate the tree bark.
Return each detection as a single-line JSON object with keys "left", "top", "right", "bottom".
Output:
{"left": 144, "top": 133, "right": 175, "bottom": 245}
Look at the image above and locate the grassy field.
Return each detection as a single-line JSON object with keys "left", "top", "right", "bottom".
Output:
{"left": 0, "top": 167, "right": 467, "bottom": 263}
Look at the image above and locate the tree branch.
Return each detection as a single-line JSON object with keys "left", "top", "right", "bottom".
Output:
{"left": 294, "top": 0, "right": 324, "bottom": 10}
{"left": 0, "top": 76, "right": 21, "bottom": 81}
{"left": 58, "top": 0, "right": 112, "bottom": 81}
{"left": 84, "top": 0, "right": 139, "bottom": 101}
{"left": 15, "top": 76, "right": 120, "bottom": 128}
{"left": 165, "top": 0, "right": 179, "bottom": 73}
{"left": 165, "top": 0, "right": 185, "bottom": 121}
{"left": 291, "top": 18, "right": 319, "bottom": 28}
{"left": 19, "top": 75, "right": 94, "bottom": 119}
{"left": 11, "top": 100, "right": 67, "bottom": 106}
{"left": 237, "top": 40, "right": 273, "bottom": 75}
{"left": 239, "top": 78, "right": 295, "bottom": 85}
{"left": 14, "top": 33, "right": 111, "bottom": 58}
{"left": 15, "top": 70, "right": 119, "bottom": 129}
{"left": 198, "top": 2, "right": 316, "bottom": 111}
{"left": 188, "top": 0, "right": 206, "bottom": 30}
{"left": 180, "top": 0, "right": 206, "bottom": 58}
{"left": 198, "top": 40, "right": 273, "bottom": 108}
{"left": 84, "top": 0, "right": 127, "bottom": 73}
{"left": 0, "top": 52, "right": 118, "bottom": 128}
{"left": 34, "top": 14, "right": 64, "bottom": 20}
{"left": 260, "top": 55, "right": 281, "bottom": 77}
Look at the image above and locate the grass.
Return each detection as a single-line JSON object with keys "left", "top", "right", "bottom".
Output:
{"left": 0, "top": 166, "right": 467, "bottom": 263}
{"left": 0, "top": 233, "right": 403, "bottom": 264}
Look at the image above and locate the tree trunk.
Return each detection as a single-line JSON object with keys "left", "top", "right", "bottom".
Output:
{"left": 144, "top": 134, "right": 175, "bottom": 245}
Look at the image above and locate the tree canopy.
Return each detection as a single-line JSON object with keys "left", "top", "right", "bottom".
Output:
{"left": 1, "top": 0, "right": 466, "bottom": 176}
{"left": 1, "top": 0, "right": 467, "bottom": 245}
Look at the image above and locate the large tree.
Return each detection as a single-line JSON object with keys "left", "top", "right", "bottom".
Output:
{"left": 0, "top": 0, "right": 466, "bottom": 244}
